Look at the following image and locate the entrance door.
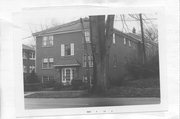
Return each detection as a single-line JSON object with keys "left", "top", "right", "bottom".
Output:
{"left": 62, "top": 68, "right": 75, "bottom": 85}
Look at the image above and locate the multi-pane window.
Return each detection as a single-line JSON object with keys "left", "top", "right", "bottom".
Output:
{"left": 83, "top": 55, "right": 93, "bottom": 67}
{"left": 42, "top": 36, "right": 53, "bottom": 47}
{"left": 61, "top": 43, "right": 74, "bottom": 56}
{"left": 62, "top": 68, "right": 76, "bottom": 85}
{"left": 29, "top": 52, "right": 35, "bottom": 59}
{"left": 113, "top": 33, "right": 116, "bottom": 44}
{"left": 84, "top": 30, "right": 90, "bottom": 43}
{"left": 42, "top": 58, "right": 54, "bottom": 69}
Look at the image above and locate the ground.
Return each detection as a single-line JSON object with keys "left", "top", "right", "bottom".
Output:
{"left": 25, "top": 97, "right": 160, "bottom": 109}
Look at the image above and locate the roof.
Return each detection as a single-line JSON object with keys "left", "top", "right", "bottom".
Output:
{"left": 33, "top": 18, "right": 89, "bottom": 36}
{"left": 22, "top": 44, "right": 35, "bottom": 51}
{"left": 54, "top": 58, "right": 80, "bottom": 67}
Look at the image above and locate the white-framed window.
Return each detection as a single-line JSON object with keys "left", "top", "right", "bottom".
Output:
{"left": 29, "top": 65, "right": 35, "bottom": 73}
{"left": 23, "top": 66, "right": 27, "bottom": 73}
{"left": 42, "top": 36, "right": 53, "bottom": 47}
{"left": 113, "top": 33, "right": 116, "bottom": 44}
{"left": 29, "top": 52, "right": 35, "bottom": 60}
{"left": 23, "top": 52, "right": 27, "bottom": 59}
{"left": 62, "top": 68, "right": 76, "bottom": 85}
{"left": 61, "top": 43, "right": 74, "bottom": 56}
{"left": 88, "top": 55, "right": 93, "bottom": 67}
{"left": 83, "top": 55, "right": 93, "bottom": 67}
{"left": 123, "top": 37, "right": 126, "bottom": 45}
{"left": 42, "top": 58, "right": 54, "bottom": 69}
{"left": 84, "top": 30, "right": 90, "bottom": 43}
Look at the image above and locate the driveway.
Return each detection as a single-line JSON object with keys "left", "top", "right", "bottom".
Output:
{"left": 25, "top": 97, "right": 160, "bottom": 109}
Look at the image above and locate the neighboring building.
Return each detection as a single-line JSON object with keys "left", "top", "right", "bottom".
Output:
{"left": 23, "top": 44, "right": 35, "bottom": 81}
{"left": 33, "top": 18, "right": 158, "bottom": 86}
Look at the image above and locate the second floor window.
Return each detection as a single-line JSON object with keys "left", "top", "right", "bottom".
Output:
{"left": 42, "top": 36, "right": 53, "bottom": 47}
{"left": 61, "top": 43, "right": 74, "bottom": 56}
{"left": 83, "top": 54, "right": 93, "bottom": 67}
{"left": 29, "top": 52, "right": 35, "bottom": 59}
{"left": 42, "top": 58, "right": 54, "bottom": 69}
{"left": 84, "top": 30, "right": 90, "bottom": 43}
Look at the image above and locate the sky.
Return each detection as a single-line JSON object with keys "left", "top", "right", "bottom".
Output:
{"left": 14, "top": 7, "right": 158, "bottom": 46}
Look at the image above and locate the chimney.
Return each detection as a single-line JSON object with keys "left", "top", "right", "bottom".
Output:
{"left": 132, "top": 27, "right": 136, "bottom": 34}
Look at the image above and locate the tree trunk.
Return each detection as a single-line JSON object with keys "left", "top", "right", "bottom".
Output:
{"left": 89, "top": 15, "right": 114, "bottom": 94}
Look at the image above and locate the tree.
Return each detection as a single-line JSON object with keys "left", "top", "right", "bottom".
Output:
{"left": 144, "top": 26, "right": 158, "bottom": 42}
{"left": 89, "top": 15, "right": 114, "bottom": 93}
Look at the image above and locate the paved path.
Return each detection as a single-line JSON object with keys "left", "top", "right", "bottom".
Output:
{"left": 25, "top": 97, "right": 160, "bottom": 109}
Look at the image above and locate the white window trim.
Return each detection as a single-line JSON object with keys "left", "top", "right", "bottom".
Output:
{"left": 42, "top": 36, "right": 54, "bottom": 47}
{"left": 62, "top": 68, "right": 73, "bottom": 84}
{"left": 42, "top": 58, "right": 54, "bottom": 69}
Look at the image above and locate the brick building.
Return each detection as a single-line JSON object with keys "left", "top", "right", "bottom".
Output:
{"left": 33, "top": 18, "right": 158, "bottom": 86}
{"left": 23, "top": 44, "right": 35, "bottom": 81}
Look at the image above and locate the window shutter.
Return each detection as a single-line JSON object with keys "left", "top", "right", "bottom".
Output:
{"left": 61, "top": 44, "right": 65, "bottom": 56}
{"left": 70, "top": 43, "right": 74, "bottom": 56}
{"left": 113, "top": 33, "right": 115, "bottom": 44}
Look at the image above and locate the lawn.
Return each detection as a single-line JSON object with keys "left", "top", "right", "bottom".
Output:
{"left": 25, "top": 78, "right": 160, "bottom": 98}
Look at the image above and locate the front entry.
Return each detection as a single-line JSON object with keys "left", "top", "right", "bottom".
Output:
{"left": 61, "top": 67, "right": 76, "bottom": 85}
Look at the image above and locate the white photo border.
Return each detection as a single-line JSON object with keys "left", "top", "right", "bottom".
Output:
{"left": 13, "top": 5, "right": 168, "bottom": 117}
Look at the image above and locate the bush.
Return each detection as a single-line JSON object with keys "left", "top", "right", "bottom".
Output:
{"left": 42, "top": 80, "right": 55, "bottom": 88}
{"left": 125, "top": 54, "right": 159, "bottom": 79}
{"left": 26, "top": 70, "right": 40, "bottom": 83}
{"left": 24, "top": 83, "right": 41, "bottom": 91}
{"left": 71, "top": 79, "right": 85, "bottom": 90}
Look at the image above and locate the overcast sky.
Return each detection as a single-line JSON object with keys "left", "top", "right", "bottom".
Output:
{"left": 14, "top": 7, "right": 157, "bottom": 46}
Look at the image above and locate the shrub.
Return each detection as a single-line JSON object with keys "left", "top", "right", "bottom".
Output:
{"left": 26, "top": 70, "right": 40, "bottom": 83}
{"left": 71, "top": 79, "right": 84, "bottom": 90}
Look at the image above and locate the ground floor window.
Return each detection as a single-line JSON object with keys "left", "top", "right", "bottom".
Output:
{"left": 42, "top": 75, "right": 54, "bottom": 83}
{"left": 62, "top": 68, "right": 76, "bottom": 85}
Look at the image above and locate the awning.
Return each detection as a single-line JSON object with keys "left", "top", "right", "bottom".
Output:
{"left": 54, "top": 59, "right": 81, "bottom": 67}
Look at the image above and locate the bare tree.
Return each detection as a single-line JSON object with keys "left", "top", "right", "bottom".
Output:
{"left": 144, "top": 26, "right": 158, "bottom": 42}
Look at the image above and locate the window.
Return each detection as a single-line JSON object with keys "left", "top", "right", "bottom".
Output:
{"left": 83, "top": 55, "right": 93, "bottom": 67}
{"left": 123, "top": 37, "right": 126, "bottom": 45}
{"left": 29, "top": 66, "right": 35, "bottom": 73}
{"left": 42, "top": 58, "right": 54, "bottom": 69}
{"left": 23, "top": 66, "right": 27, "bottom": 73}
{"left": 61, "top": 43, "right": 74, "bottom": 56}
{"left": 88, "top": 55, "right": 93, "bottom": 67}
{"left": 65, "top": 44, "right": 71, "bottom": 56}
{"left": 42, "top": 76, "right": 54, "bottom": 83}
{"left": 62, "top": 68, "right": 75, "bottom": 85}
{"left": 42, "top": 36, "right": 53, "bottom": 47}
{"left": 84, "top": 30, "right": 90, "bottom": 43}
{"left": 83, "top": 55, "right": 87, "bottom": 67}
{"left": 29, "top": 52, "right": 35, "bottom": 59}
{"left": 113, "top": 55, "right": 118, "bottom": 68}
{"left": 113, "top": 33, "right": 116, "bottom": 44}
{"left": 128, "top": 40, "right": 131, "bottom": 47}
{"left": 23, "top": 52, "right": 27, "bottom": 59}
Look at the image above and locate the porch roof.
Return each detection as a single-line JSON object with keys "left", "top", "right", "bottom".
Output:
{"left": 54, "top": 59, "right": 81, "bottom": 67}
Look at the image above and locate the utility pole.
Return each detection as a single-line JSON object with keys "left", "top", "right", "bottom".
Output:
{"left": 80, "top": 18, "right": 91, "bottom": 91}
{"left": 139, "top": 13, "right": 146, "bottom": 64}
